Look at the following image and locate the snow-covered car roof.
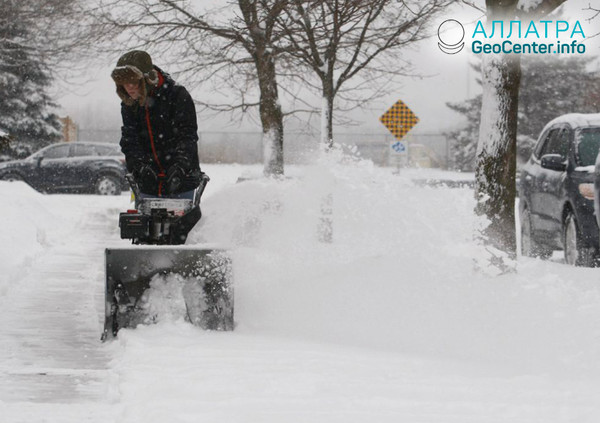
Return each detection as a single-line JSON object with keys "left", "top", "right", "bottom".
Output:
{"left": 542, "top": 113, "right": 600, "bottom": 133}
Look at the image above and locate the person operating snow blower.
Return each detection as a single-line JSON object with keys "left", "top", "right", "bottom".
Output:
{"left": 112, "top": 50, "right": 202, "bottom": 199}
{"left": 102, "top": 51, "right": 233, "bottom": 341}
{"left": 111, "top": 50, "right": 206, "bottom": 245}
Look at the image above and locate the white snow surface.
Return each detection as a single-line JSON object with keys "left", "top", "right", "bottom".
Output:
{"left": 2, "top": 153, "right": 600, "bottom": 422}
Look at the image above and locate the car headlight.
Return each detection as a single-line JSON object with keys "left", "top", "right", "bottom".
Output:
{"left": 578, "top": 183, "right": 595, "bottom": 200}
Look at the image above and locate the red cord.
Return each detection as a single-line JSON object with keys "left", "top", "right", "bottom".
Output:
{"left": 145, "top": 105, "right": 165, "bottom": 196}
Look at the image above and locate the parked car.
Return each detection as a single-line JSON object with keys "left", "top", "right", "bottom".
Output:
{"left": 519, "top": 113, "right": 600, "bottom": 266}
{"left": 0, "top": 142, "right": 127, "bottom": 195}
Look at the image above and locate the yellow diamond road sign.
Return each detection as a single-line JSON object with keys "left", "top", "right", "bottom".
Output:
{"left": 379, "top": 100, "right": 419, "bottom": 140}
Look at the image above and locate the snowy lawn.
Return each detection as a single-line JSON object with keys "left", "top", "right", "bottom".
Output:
{"left": 1, "top": 156, "right": 600, "bottom": 422}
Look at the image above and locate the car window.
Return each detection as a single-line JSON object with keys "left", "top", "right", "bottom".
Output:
{"left": 534, "top": 128, "right": 557, "bottom": 159}
{"left": 95, "top": 144, "right": 121, "bottom": 156}
{"left": 540, "top": 127, "right": 569, "bottom": 158}
{"left": 43, "top": 144, "right": 70, "bottom": 159}
{"left": 70, "top": 144, "right": 98, "bottom": 157}
{"left": 576, "top": 128, "right": 600, "bottom": 166}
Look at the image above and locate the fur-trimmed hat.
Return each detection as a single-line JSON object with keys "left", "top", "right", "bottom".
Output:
{"left": 111, "top": 50, "right": 159, "bottom": 106}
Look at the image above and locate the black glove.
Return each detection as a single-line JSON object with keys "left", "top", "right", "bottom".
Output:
{"left": 136, "top": 164, "right": 158, "bottom": 193}
{"left": 166, "top": 164, "right": 185, "bottom": 195}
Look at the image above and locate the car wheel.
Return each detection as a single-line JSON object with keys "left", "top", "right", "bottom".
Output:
{"left": 563, "top": 211, "right": 596, "bottom": 267}
{"left": 95, "top": 175, "right": 121, "bottom": 196}
{"left": 1, "top": 173, "right": 23, "bottom": 182}
{"left": 521, "top": 207, "right": 552, "bottom": 259}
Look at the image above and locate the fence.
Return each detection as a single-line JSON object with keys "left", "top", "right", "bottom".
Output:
{"left": 78, "top": 129, "right": 453, "bottom": 169}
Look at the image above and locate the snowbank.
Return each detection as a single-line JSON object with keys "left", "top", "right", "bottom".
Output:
{"left": 189, "top": 152, "right": 600, "bottom": 376}
{"left": 0, "top": 182, "right": 63, "bottom": 296}
{"left": 0, "top": 181, "right": 129, "bottom": 298}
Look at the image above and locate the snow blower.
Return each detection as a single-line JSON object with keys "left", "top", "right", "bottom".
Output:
{"left": 101, "top": 174, "right": 233, "bottom": 341}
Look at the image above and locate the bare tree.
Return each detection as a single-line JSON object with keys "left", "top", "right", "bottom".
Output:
{"left": 275, "top": 0, "right": 450, "bottom": 147}
{"left": 12, "top": 0, "right": 105, "bottom": 80}
{"left": 93, "top": 0, "right": 288, "bottom": 176}
{"left": 475, "top": 0, "right": 568, "bottom": 272}
{"left": 583, "top": 4, "right": 600, "bottom": 37}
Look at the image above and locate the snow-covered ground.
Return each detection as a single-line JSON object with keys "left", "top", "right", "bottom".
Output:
{"left": 2, "top": 153, "right": 600, "bottom": 422}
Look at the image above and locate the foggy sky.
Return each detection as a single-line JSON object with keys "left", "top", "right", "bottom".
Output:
{"left": 55, "top": 0, "right": 599, "bottom": 138}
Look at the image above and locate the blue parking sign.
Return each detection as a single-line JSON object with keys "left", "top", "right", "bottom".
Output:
{"left": 391, "top": 141, "right": 406, "bottom": 154}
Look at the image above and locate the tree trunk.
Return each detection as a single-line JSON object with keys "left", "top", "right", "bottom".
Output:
{"left": 321, "top": 80, "right": 334, "bottom": 148}
{"left": 475, "top": 1, "right": 521, "bottom": 272}
{"left": 475, "top": 48, "right": 521, "bottom": 270}
{"left": 474, "top": 0, "right": 567, "bottom": 272}
{"left": 256, "top": 53, "right": 284, "bottom": 176}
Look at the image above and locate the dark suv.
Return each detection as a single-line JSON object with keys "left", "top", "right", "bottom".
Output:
{"left": 0, "top": 142, "right": 127, "bottom": 195}
{"left": 519, "top": 114, "right": 600, "bottom": 266}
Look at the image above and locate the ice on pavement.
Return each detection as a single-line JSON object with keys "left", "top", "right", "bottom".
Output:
{"left": 1, "top": 151, "right": 600, "bottom": 422}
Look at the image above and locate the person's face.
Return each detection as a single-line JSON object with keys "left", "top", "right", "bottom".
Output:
{"left": 123, "top": 82, "right": 141, "bottom": 99}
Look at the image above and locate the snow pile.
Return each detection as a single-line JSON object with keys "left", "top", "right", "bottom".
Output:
{"left": 186, "top": 152, "right": 600, "bottom": 375}
{"left": 0, "top": 182, "right": 66, "bottom": 296}
{"left": 0, "top": 182, "right": 129, "bottom": 298}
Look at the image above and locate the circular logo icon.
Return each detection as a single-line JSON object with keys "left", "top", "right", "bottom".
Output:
{"left": 437, "top": 19, "right": 465, "bottom": 55}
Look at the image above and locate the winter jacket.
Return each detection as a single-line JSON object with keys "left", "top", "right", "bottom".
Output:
{"left": 119, "top": 66, "right": 201, "bottom": 196}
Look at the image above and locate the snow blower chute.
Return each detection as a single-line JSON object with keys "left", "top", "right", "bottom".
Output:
{"left": 102, "top": 174, "right": 233, "bottom": 341}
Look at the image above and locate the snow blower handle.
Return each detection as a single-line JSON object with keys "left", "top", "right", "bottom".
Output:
{"left": 125, "top": 173, "right": 142, "bottom": 199}
{"left": 127, "top": 171, "right": 208, "bottom": 206}
{"left": 194, "top": 173, "right": 210, "bottom": 208}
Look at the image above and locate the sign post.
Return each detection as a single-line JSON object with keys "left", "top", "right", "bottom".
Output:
{"left": 379, "top": 100, "right": 419, "bottom": 174}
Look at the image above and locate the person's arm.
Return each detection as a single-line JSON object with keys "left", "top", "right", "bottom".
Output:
{"left": 119, "top": 104, "right": 150, "bottom": 173}
{"left": 170, "top": 86, "right": 199, "bottom": 172}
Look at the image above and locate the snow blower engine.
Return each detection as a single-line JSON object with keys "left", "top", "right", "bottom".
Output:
{"left": 119, "top": 173, "right": 208, "bottom": 245}
{"left": 102, "top": 173, "right": 234, "bottom": 341}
